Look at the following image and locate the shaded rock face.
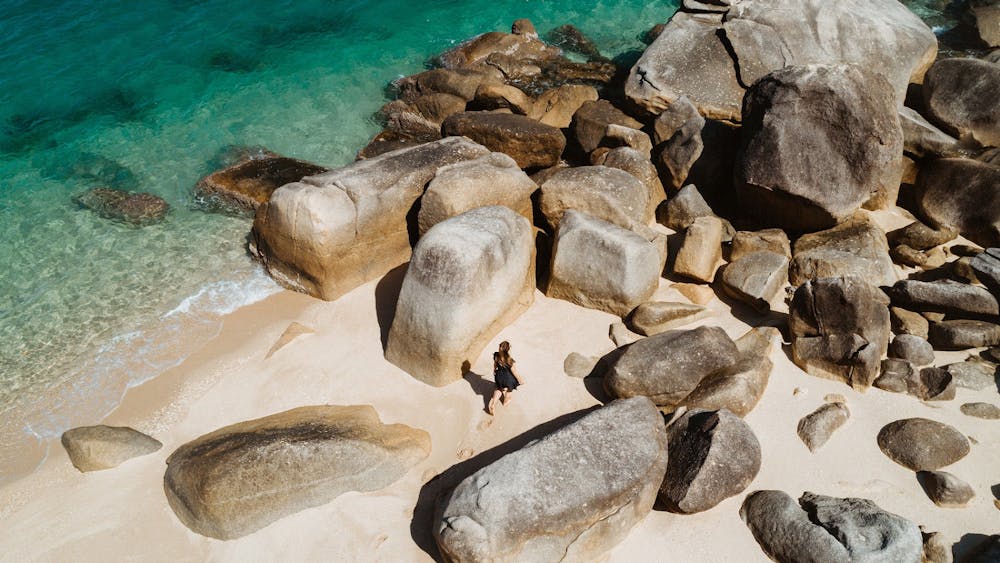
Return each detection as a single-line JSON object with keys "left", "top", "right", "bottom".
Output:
{"left": 528, "top": 84, "right": 599, "bottom": 129}
{"left": 875, "top": 360, "right": 956, "bottom": 401}
{"left": 721, "top": 251, "right": 789, "bottom": 313}
{"left": 929, "top": 319, "right": 1000, "bottom": 350}
{"left": 736, "top": 64, "right": 904, "bottom": 232}
{"left": 741, "top": 490, "right": 923, "bottom": 563}
{"left": 386, "top": 207, "right": 534, "bottom": 386}
{"left": 539, "top": 165, "right": 651, "bottom": 231}
{"left": 73, "top": 188, "right": 169, "bottom": 226}
{"left": 605, "top": 325, "right": 739, "bottom": 410}
{"left": 888, "top": 279, "right": 999, "bottom": 319}
{"left": 730, "top": 229, "right": 790, "bottom": 261}
{"left": 250, "top": 137, "right": 490, "bottom": 301}
{"left": 797, "top": 402, "right": 850, "bottom": 452}
{"left": 627, "top": 301, "right": 711, "bottom": 337}
{"left": 790, "top": 277, "right": 891, "bottom": 389}
{"left": 898, "top": 106, "right": 962, "bottom": 159}
{"left": 659, "top": 184, "right": 715, "bottom": 231}
{"left": 417, "top": 152, "right": 536, "bottom": 235}
{"left": 571, "top": 100, "right": 644, "bottom": 156}
{"left": 653, "top": 96, "right": 705, "bottom": 191}
{"left": 789, "top": 214, "right": 897, "bottom": 287}
{"left": 61, "top": 425, "right": 161, "bottom": 473}
{"left": 163, "top": 405, "right": 431, "bottom": 540}
{"left": 660, "top": 408, "right": 760, "bottom": 514}
{"left": 441, "top": 112, "right": 566, "bottom": 169}
{"left": 195, "top": 152, "right": 329, "bottom": 213}
{"left": 918, "top": 470, "right": 976, "bottom": 507}
{"left": 971, "top": 247, "right": 1000, "bottom": 296}
{"left": 546, "top": 211, "right": 662, "bottom": 316}
{"left": 434, "top": 397, "right": 668, "bottom": 563}
{"left": 877, "top": 418, "right": 971, "bottom": 471}
{"left": 922, "top": 58, "right": 1000, "bottom": 148}
{"left": 916, "top": 158, "right": 1000, "bottom": 248}
{"left": 679, "top": 326, "right": 780, "bottom": 417}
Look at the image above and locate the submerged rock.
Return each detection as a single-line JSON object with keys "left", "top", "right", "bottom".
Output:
{"left": 73, "top": 188, "right": 169, "bottom": 226}
{"left": 195, "top": 152, "right": 328, "bottom": 213}
{"left": 61, "top": 425, "right": 161, "bottom": 473}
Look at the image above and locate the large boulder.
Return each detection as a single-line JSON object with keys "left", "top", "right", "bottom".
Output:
{"left": 546, "top": 210, "right": 662, "bottom": 316}
{"left": 735, "top": 64, "right": 903, "bottom": 231}
{"left": 790, "top": 277, "right": 891, "bottom": 389}
{"left": 194, "top": 151, "right": 328, "bottom": 213}
{"left": 741, "top": 491, "right": 923, "bottom": 563}
{"left": 386, "top": 206, "right": 534, "bottom": 386}
{"left": 789, "top": 214, "right": 898, "bottom": 287}
{"left": 877, "top": 418, "right": 971, "bottom": 471}
{"left": 653, "top": 96, "right": 705, "bottom": 191}
{"left": 61, "top": 425, "right": 161, "bottom": 473}
{"left": 434, "top": 397, "right": 668, "bottom": 562}
{"left": 605, "top": 325, "right": 739, "bottom": 411}
{"left": 73, "top": 188, "right": 169, "bottom": 226}
{"left": 660, "top": 408, "right": 761, "bottom": 514}
{"left": 163, "top": 405, "right": 431, "bottom": 540}
{"left": 593, "top": 147, "right": 666, "bottom": 221}
{"left": 250, "top": 137, "right": 489, "bottom": 300}
{"left": 539, "top": 166, "right": 651, "bottom": 231}
{"left": 417, "top": 152, "right": 535, "bottom": 235}
{"left": 916, "top": 158, "right": 1000, "bottom": 248}
{"left": 441, "top": 112, "right": 566, "bottom": 169}
{"left": 922, "top": 58, "right": 1000, "bottom": 148}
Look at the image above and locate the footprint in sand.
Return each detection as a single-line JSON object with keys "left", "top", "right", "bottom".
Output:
{"left": 477, "top": 418, "right": 493, "bottom": 431}
{"left": 457, "top": 448, "right": 474, "bottom": 460}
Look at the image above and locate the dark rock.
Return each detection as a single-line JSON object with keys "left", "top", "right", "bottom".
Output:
{"left": 571, "top": 100, "right": 643, "bottom": 155}
{"left": 972, "top": 2, "right": 1000, "bottom": 47}
{"left": 887, "top": 220, "right": 958, "bottom": 251}
{"left": 797, "top": 402, "right": 850, "bottom": 452}
{"left": 511, "top": 18, "right": 538, "bottom": 38}
{"left": 605, "top": 325, "right": 739, "bottom": 411}
{"left": 889, "top": 279, "right": 999, "bottom": 319}
{"left": 918, "top": 470, "right": 976, "bottom": 507}
{"left": 963, "top": 535, "right": 1000, "bottom": 563}
{"left": 471, "top": 83, "right": 533, "bottom": 115}
{"left": 891, "top": 307, "right": 930, "bottom": 339}
{"left": 730, "top": 229, "right": 791, "bottom": 261}
{"left": 164, "top": 405, "right": 430, "bottom": 540}
{"left": 922, "top": 58, "right": 1000, "bottom": 148}
{"left": 721, "top": 251, "right": 789, "bottom": 313}
{"left": 789, "top": 214, "right": 897, "bottom": 287}
{"left": 789, "top": 277, "right": 891, "bottom": 389}
{"left": 898, "top": 106, "right": 963, "bottom": 158}
{"left": 890, "top": 244, "right": 948, "bottom": 270}
{"left": 434, "top": 397, "right": 668, "bottom": 562}
{"left": 929, "top": 320, "right": 1000, "bottom": 350}
{"left": 73, "top": 188, "right": 169, "bottom": 226}
{"left": 961, "top": 402, "right": 1000, "bottom": 419}
{"left": 889, "top": 334, "right": 935, "bottom": 366}
{"left": 61, "top": 425, "right": 161, "bottom": 473}
{"left": 877, "top": 418, "right": 971, "bottom": 471}
{"left": 658, "top": 184, "right": 714, "bottom": 231}
{"left": 915, "top": 367, "right": 958, "bottom": 401}
{"left": 442, "top": 112, "right": 566, "bottom": 169}
{"left": 627, "top": 301, "right": 711, "bottom": 337}
{"left": 194, "top": 153, "right": 328, "bottom": 213}
{"left": 356, "top": 129, "right": 433, "bottom": 160}
{"left": 546, "top": 24, "right": 606, "bottom": 62}
{"left": 947, "top": 358, "right": 998, "bottom": 390}
{"left": 643, "top": 23, "right": 667, "bottom": 45}
{"left": 916, "top": 158, "right": 1000, "bottom": 248}
{"left": 660, "top": 408, "right": 761, "bottom": 514}
{"left": 653, "top": 96, "right": 705, "bottom": 191}
{"left": 971, "top": 247, "right": 1000, "bottom": 297}
{"left": 736, "top": 65, "right": 903, "bottom": 231}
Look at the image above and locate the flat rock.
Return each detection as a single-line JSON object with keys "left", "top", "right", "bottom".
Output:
{"left": 386, "top": 206, "right": 534, "bottom": 386}
{"left": 877, "top": 418, "right": 971, "bottom": 471}
{"left": 797, "top": 402, "right": 850, "bottom": 452}
{"left": 918, "top": 470, "right": 976, "bottom": 507}
{"left": 73, "top": 188, "right": 169, "bottom": 226}
{"left": 922, "top": 58, "right": 1000, "bottom": 148}
{"left": 660, "top": 408, "right": 761, "bottom": 514}
{"left": 571, "top": 100, "right": 643, "bottom": 155}
{"left": 195, "top": 152, "right": 328, "bottom": 213}
{"left": 673, "top": 216, "right": 724, "bottom": 283}
{"left": 61, "top": 425, "right": 161, "bottom": 473}
{"left": 627, "top": 301, "right": 711, "bottom": 337}
{"left": 971, "top": 247, "right": 1000, "bottom": 296}
{"left": 539, "top": 165, "right": 650, "bottom": 232}
{"left": 961, "top": 402, "right": 1000, "bottom": 419}
{"left": 789, "top": 214, "right": 897, "bottom": 287}
{"left": 653, "top": 96, "right": 705, "bottom": 190}
{"left": 441, "top": 112, "right": 566, "bottom": 169}
{"left": 679, "top": 327, "right": 779, "bottom": 417}
{"left": 889, "top": 334, "right": 936, "bottom": 366}
{"left": 673, "top": 282, "right": 716, "bottom": 305}
{"left": 730, "top": 229, "right": 790, "bottom": 261}
{"left": 929, "top": 320, "right": 1000, "bottom": 350}
{"left": 434, "top": 397, "right": 668, "bottom": 562}
{"left": 916, "top": 158, "right": 1000, "bottom": 248}
{"left": 946, "top": 358, "right": 998, "bottom": 390}
{"left": 164, "top": 405, "right": 430, "bottom": 540}
{"left": 720, "top": 251, "right": 789, "bottom": 313}
{"left": 888, "top": 279, "right": 999, "bottom": 318}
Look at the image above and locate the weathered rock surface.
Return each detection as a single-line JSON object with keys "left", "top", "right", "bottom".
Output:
{"left": 946, "top": 358, "right": 998, "bottom": 390}
{"left": 730, "top": 229, "right": 790, "bottom": 261}
{"left": 875, "top": 360, "right": 955, "bottom": 400}
{"left": 539, "top": 165, "right": 650, "bottom": 231}
{"left": 973, "top": 2, "right": 1000, "bottom": 47}
{"left": 890, "top": 244, "right": 947, "bottom": 270}
{"left": 789, "top": 215, "right": 897, "bottom": 287}
{"left": 386, "top": 206, "right": 534, "bottom": 386}
{"left": 73, "top": 188, "right": 169, "bottom": 226}
{"left": 888, "top": 221, "right": 958, "bottom": 251}
{"left": 929, "top": 320, "right": 1000, "bottom": 350}
{"left": 961, "top": 402, "right": 1000, "bottom": 419}
{"left": 736, "top": 65, "right": 903, "bottom": 231}
{"left": 563, "top": 352, "right": 601, "bottom": 379}
{"left": 721, "top": 251, "right": 789, "bottom": 313}
{"left": 891, "top": 307, "right": 930, "bottom": 339}
{"left": 797, "top": 402, "right": 850, "bottom": 452}
{"left": 417, "top": 152, "right": 535, "bottom": 235}
{"left": 627, "top": 301, "right": 711, "bottom": 337}
{"left": 898, "top": 106, "right": 963, "bottom": 159}
{"left": 916, "top": 158, "right": 1000, "bottom": 248}
{"left": 163, "top": 405, "right": 431, "bottom": 540}
{"left": 889, "top": 279, "right": 999, "bottom": 318}
{"left": 971, "top": 247, "right": 1000, "bottom": 296}
{"left": 790, "top": 277, "right": 891, "bottom": 389}
{"left": 434, "top": 397, "right": 668, "bottom": 563}
{"left": 571, "top": 100, "right": 644, "bottom": 155}
{"left": 678, "top": 327, "right": 779, "bottom": 417}
{"left": 741, "top": 490, "right": 923, "bottom": 563}
{"left": 594, "top": 147, "right": 665, "bottom": 220}
{"left": 888, "top": 334, "right": 935, "bottom": 367}
{"left": 922, "top": 58, "right": 1000, "bottom": 148}
{"left": 395, "top": 69, "right": 498, "bottom": 102}
{"left": 673, "top": 216, "right": 724, "bottom": 283}
{"left": 658, "top": 183, "right": 719, "bottom": 233}
{"left": 61, "top": 425, "right": 161, "bottom": 473}
{"left": 875, "top": 359, "right": 917, "bottom": 394}
{"left": 195, "top": 152, "right": 328, "bottom": 213}
{"left": 877, "top": 418, "right": 971, "bottom": 471}
{"left": 251, "top": 137, "right": 489, "bottom": 300}
{"left": 920, "top": 528, "right": 953, "bottom": 563}
{"left": 605, "top": 325, "right": 738, "bottom": 410}
{"left": 546, "top": 24, "right": 605, "bottom": 62}
{"left": 919, "top": 470, "right": 976, "bottom": 507}
{"left": 471, "top": 83, "right": 533, "bottom": 115}
{"left": 441, "top": 112, "right": 565, "bottom": 169}
{"left": 660, "top": 408, "right": 760, "bottom": 514}
{"left": 436, "top": 29, "right": 560, "bottom": 71}
{"left": 528, "top": 84, "right": 599, "bottom": 129}
{"left": 610, "top": 321, "right": 641, "bottom": 348}
{"left": 547, "top": 211, "right": 662, "bottom": 316}
{"left": 653, "top": 96, "right": 705, "bottom": 190}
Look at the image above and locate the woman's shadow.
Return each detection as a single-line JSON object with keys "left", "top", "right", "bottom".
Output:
{"left": 461, "top": 361, "right": 496, "bottom": 414}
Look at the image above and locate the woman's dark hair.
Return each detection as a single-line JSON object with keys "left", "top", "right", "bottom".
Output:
{"left": 496, "top": 341, "right": 512, "bottom": 367}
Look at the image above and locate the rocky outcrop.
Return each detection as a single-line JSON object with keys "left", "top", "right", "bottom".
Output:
{"left": 673, "top": 216, "right": 724, "bottom": 283}
{"left": 386, "top": 207, "right": 534, "bottom": 386}
{"left": 918, "top": 470, "right": 976, "bottom": 507}
{"left": 441, "top": 112, "right": 566, "bottom": 169}
{"left": 434, "top": 397, "right": 668, "bottom": 562}
{"left": 251, "top": 137, "right": 489, "bottom": 300}
{"left": 539, "top": 166, "right": 651, "bottom": 231}
{"left": 678, "top": 326, "right": 779, "bottom": 417}
{"left": 546, "top": 211, "right": 662, "bottom": 316}
{"left": 660, "top": 408, "right": 760, "bottom": 514}
{"left": 720, "top": 251, "right": 789, "bottom": 313}
{"left": 789, "top": 214, "right": 897, "bottom": 287}
{"left": 877, "top": 418, "right": 971, "bottom": 471}
{"left": 922, "top": 58, "right": 1000, "bottom": 148}
{"left": 627, "top": 301, "right": 711, "bottom": 337}
{"left": 195, "top": 151, "right": 328, "bottom": 213}
{"left": 395, "top": 69, "right": 498, "bottom": 102}
{"left": 916, "top": 158, "right": 1000, "bottom": 248}
{"left": 797, "top": 402, "right": 850, "bottom": 452}
{"left": 73, "top": 188, "right": 169, "bottom": 226}
{"left": 741, "top": 491, "right": 923, "bottom": 563}
{"left": 60, "top": 425, "right": 161, "bottom": 473}
{"left": 789, "top": 277, "right": 891, "bottom": 389}
{"left": 736, "top": 65, "right": 903, "bottom": 231}
{"left": 417, "top": 152, "right": 535, "bottom": 235}
{"left": 163, "top": 405, "right": 431, "bottom": 540}
{"left": 653, "top": 97, "right": 705, "bottom": 190}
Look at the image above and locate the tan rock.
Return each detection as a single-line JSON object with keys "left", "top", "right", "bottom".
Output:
{"left": 674, "top": 216, "right": 724, "bottom": 282}
{"left": 61, "top": 426, "right": 161, "bottom": 473}
{"left": 673, "top": 282, "right": 716, "bottom": 305}
{"left": 529, "top": 84, "right": 600, "bottom": 128}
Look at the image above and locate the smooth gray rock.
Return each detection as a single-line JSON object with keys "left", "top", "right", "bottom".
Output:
{"left": 877, "top": 418, "right": 971, "bottom": 471}
{"left": 797, "top": 402, "right": 850, "bottom": 452}
{"left": 720, "top": 251, "right": 789, "bottom": 313}
{"left": 922, "top": 58, "right": 1000, "bottom": 148}
{"left": 594, "top": 147, "right": 666, "bottom": 221}
{"left": 571, "top": 100, "right": 644, "bottom": 155}
{"left": 929, "top": 320, "right": 1000, "bottom": 350}
{"left": 916, "top": 158, "right": 1000, "bottom": 248}
{"left": 547, "top": 211, "right": 662, "bottom": 316}
{"left": 898, "top": 106, "right": 963, "bottom": 159}
{"left": 961, "top": 402, "right": 1000, "bottom": 419}
{"left": 61, "top": 425, "right": 161, "bottom": 473}
{"left": 627, "top": 301, "right": 711, "bottom": 336}
{"left": 730, "top": 229, "right": 791, "bottom": 261}
{"left": 164, "top": 405, "right": 431, "bottom": 540}
{"left": 563, "top": 352, "right": 601, "bottom": 379}
{"left": 658, "top": 184, "right": 714, "bottom": 231}
{"left": 946, "top": 358, "right": 998, "bottom": 390}
{"left": 888, "top": 279, "right": 999, "bottom": 318}
{"left": 441, "top": 112, "right": 566, "bottom": 169}
{"left": 539, "top": 165, "right": 651, "bottom": 231}
{"left": 918, "top": 470, "right": 976, "bottom": 507}
{"left": 653, "top": 96, "right": 705, "bottom": 191}
{"left": 971, "top": 247, "right": 1000, "bottom": 296}
{"left": 434, "top": 397, "right": 668, "bottom": 563}
{"left": 660, "top": 408, "right": 761, "bottom": 514}
{"left": 386, "top": 206, "right": 534, "bottom": 386}
{"left": 605, "top": 326, "right": 739, "bottom": 410}
{"left": 889, "top": 334, "right": 936, "bottom": 366}
{"left": 789, "top": 214, "right": 897, "bottom": 287}
{"left": 736, "top": 65, "right": 903, "bottom": 231}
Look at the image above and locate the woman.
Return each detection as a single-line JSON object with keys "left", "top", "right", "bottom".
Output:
{"left": 488, "top": 341, "right": 523, "bottom": 415}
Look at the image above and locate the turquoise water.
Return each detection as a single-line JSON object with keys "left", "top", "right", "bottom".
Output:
{"left": 0, "top": 0, "right": 680, "bottom": 483}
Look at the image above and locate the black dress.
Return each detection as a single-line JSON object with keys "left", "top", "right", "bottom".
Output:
{"left": 493, "top": 354, "right": 519, "bottom": 390}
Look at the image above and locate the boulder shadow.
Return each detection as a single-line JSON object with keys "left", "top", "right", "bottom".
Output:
{"left": 408, "top": 406, "right": 600, "bottom": 560}
{"left": 992, "top": 483, "right": 1000, "bottom": 500}
{"left": 581, "top": 348, "right": 624, "bottom": 405}
{"left": 953, "top": 532, "right": 997, "bottom": 562}
{"left": 712, "top": 283, "right": 790, "bottom": 337}
{"left": 375, "top": 263, "right": 408, "bottom": 351}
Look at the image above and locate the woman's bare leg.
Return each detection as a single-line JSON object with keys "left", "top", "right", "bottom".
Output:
{"left": 501, "top": 390, "right": 512, "bottom": 405}
{"left": 488, "top": 389, "right": 502, "bottom": 415}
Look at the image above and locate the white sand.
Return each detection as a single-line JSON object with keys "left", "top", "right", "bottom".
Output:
{"left": 1, "top": 226, "right": 998, "bottom": 561}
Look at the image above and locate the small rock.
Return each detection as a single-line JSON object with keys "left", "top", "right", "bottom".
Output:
{"left": 918, "top": 471, "right": 976, "bottom": 507}
{"left": 74, "top": 188, "right": 169, "bottom": 226}
{"left": 890, "top": 244, "right": 947, "bottom": 270}
{"left": 970, "top": 247, "right": 1000, "bottom": 297}
{"left": 610, "top": 321, "right": 641, "bottom": 348}
{"left": 195, "top": 152, "right": 328, "bottom": 213}
{"left": 546, "top": 24, "right": 605, "bottom": 62}
{"left": 599, "top": 124, "right": 653, "bottom": 155}
{"left": 658, "top": 184, "right": 714, "bottom": 231}
{"left": 875, "top": 358, "right": 917, "bottom": 394}
{"left": 720, "top": 251, "right": 789, "bottom": 313}
{"left": 929, "top": 320, "right": 1000, "bottom": 350}
{"left": 472, "top": 83, "right": 533, "bottom": 115}
{"left": 797, "top": 402, "right": 850, "bottom": 452}
{"left": 961, "top": 402, "right": 1000, "bottom": 419}
{"left": 889, "top": 334, "right": 936, "bottom": 366}
{"left": 528, "top": 84, "right": 599, "bottom": 129}
{"left": 890, "top": 307, "right": 930, "bottom": 339}
{"left": 730, "top": 229, "right": 791, "bottom": 261}
{"left": 673, "top": 216, "right": 724, "bottom": 283}
{"left": 627, "top": 301, "right": 711, "bottom": 336}
{"left": 653, "top": 97, "right": 705, "bottom": 191}
{"left": 915, "top": 367, "right": 957, "bottom": 401}
{"left": 672, "top": 282, "right": 715, "bottom": 305}
{"left": 563, "top": 352, "right": 600, "bottom": 379}
{"left": 877, "top": 418, "right": 971, "bottom": 471}
{"left": 920, "top": 528, "right": 953, "bottom": 563}
{"left": 61, "top": 425, "right": 162, "bottom": 473}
